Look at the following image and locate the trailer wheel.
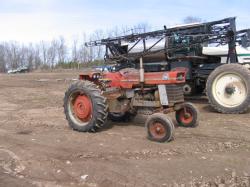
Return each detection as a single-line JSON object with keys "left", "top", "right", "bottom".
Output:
{"left": 176, "top": 102, "right": 199, "bottom": 127}
{"left": 206, "top": 64, "right": 250, "bottom": 114}
{"left": 146, "top": 113, "right": 174, "bottom": 143}
{"left": 64, "top": 80, "right": 108, "bottom": 132}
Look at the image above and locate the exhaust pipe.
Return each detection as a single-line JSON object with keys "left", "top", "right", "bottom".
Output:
{"left": 139, "top": 57, "right": 145, "bottom": 83}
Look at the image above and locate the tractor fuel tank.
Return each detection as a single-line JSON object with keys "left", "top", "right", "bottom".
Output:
{"left": 102, "top": 68, "right": 186, "bottom": 89}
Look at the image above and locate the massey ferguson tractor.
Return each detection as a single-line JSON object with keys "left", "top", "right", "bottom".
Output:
{"left": 64, "top": 60, "right": 199, "bottom": 143}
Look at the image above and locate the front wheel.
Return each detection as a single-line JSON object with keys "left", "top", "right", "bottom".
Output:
{"left": 206, "top": 64, "right": 250, "bottom": 114}
{"left": 176, "top": 102, "right": 199, "bottom": 127}
{"left": 146, "top": 113, "right": 175, "bottom": 143}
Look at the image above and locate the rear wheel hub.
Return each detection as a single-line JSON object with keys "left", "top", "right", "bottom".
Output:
{"left": 212, "top": 73, "right": 247, "bottom": 108}
{"left": 73, "top": 95, "right": 92, "bottom": 121}
{"left": 225, "top": 85, "right": 236, "bottom": 95}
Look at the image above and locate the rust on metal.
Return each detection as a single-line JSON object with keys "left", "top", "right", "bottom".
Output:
{"left": 73, "top": 95, "right": 92, "bottom": 122}
{"left": 149, "top": 122, "right": 167, "bottom": 139}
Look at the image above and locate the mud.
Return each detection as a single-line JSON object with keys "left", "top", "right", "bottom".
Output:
{"left": 0, "top": 72, "right": 249, "bottom": 187}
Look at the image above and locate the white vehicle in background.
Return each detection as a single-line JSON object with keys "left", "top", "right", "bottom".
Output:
{"left": 7, "top": 66, "right": 29, "bottom": 74}
{"left": 203, "top": 46, "right": 250, "bottom": 65}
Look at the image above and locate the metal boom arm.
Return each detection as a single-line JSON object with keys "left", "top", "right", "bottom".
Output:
{"left": 85, "top": 17, "right": 249, "bottom": 65}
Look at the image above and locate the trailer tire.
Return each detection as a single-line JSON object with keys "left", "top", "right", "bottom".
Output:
{"left": 64, "top": 80, "right": 108, "bottom": 132}
{"left": 206, "top": 64, "right": 250, "bottom": 114}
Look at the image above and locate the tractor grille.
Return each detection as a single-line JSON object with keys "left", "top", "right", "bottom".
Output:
{"left": 166, "top": 85, "right": 184, "bottom": 106}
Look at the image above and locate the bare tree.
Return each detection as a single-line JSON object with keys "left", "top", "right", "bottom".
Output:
{"left": 71, "top": 35, "right": 82, "bottom": 69}
{"left": 0, "top": 44, "right": 6, "bottom": 72}
{"left": 25, "top": 44, "right": 36, "bottom": 70}
{"left": 108, "top": 26, "right": 120, "bottom": 37}
{"left": 78, "top": 33, "right": 92, "bottom": 63}
{"left": 183, "top": 16, "right": 202, "bottom": 24}
{"left": 5, "top": 42, "right": 20, "bottom": 69}
{"left": 91, "top": 30, "right": 105, "bottom": 59}
{"left": 40, "top": 41, "right": 49, "bottom": 65}
{"left": 34, "top": 44, "right": 42, "bottom": 69}
{"left": 47, "top": 40, "right": 58, "bottom": 68}
{"left": 71, "top": 37, "right": 79, "bottom": 61}
{"left": 57, "top": 36, "right": 67, "bottom": 63}
{"left": 133, "top": 22, "right": 151, "bottom": 33}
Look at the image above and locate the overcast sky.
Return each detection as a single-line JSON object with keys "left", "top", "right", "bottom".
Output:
{"left": 0, "top": 0, "right": 249, "bottom": 43}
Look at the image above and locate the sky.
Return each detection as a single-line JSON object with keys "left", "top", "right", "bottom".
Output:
{"left": 0, "top": 0, "right": 249, "bottom": 43}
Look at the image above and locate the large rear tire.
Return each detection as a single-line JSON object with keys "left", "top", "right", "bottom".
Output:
{"left": 64, "top": 80, "right": 108, "bottom": 132}
{"left": 206, "top": 64, "right": 250, "bottom": 114}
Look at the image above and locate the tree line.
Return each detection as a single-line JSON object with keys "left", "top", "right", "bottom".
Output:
{"left": 0, "top": 23, "right": 151, "bottom": 73}
{"left": 0, "top": 35, "right": 100, "bottom": 73}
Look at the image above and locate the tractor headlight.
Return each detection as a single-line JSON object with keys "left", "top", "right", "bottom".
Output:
{"left": 92, "top": 74, "right": 101, "bottom": 79}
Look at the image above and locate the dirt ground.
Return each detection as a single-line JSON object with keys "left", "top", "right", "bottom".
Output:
{"left": 0, "top": 71, "right": 250, "bottom": 187}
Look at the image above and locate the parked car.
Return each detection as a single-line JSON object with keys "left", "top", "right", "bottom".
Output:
{"left": 7, "top": 67, "right": 29, "bottom": 74}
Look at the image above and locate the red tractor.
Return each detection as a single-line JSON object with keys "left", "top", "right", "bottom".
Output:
{"left": 64, "top": 58, "right": 199, "bottom": 143}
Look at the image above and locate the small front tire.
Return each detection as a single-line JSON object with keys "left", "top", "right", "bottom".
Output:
{"left": 176, "top": 102, "right": 199, "bottom": 127}
{"left": 146, "top": 113, "right": 175, "bottom": 143}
